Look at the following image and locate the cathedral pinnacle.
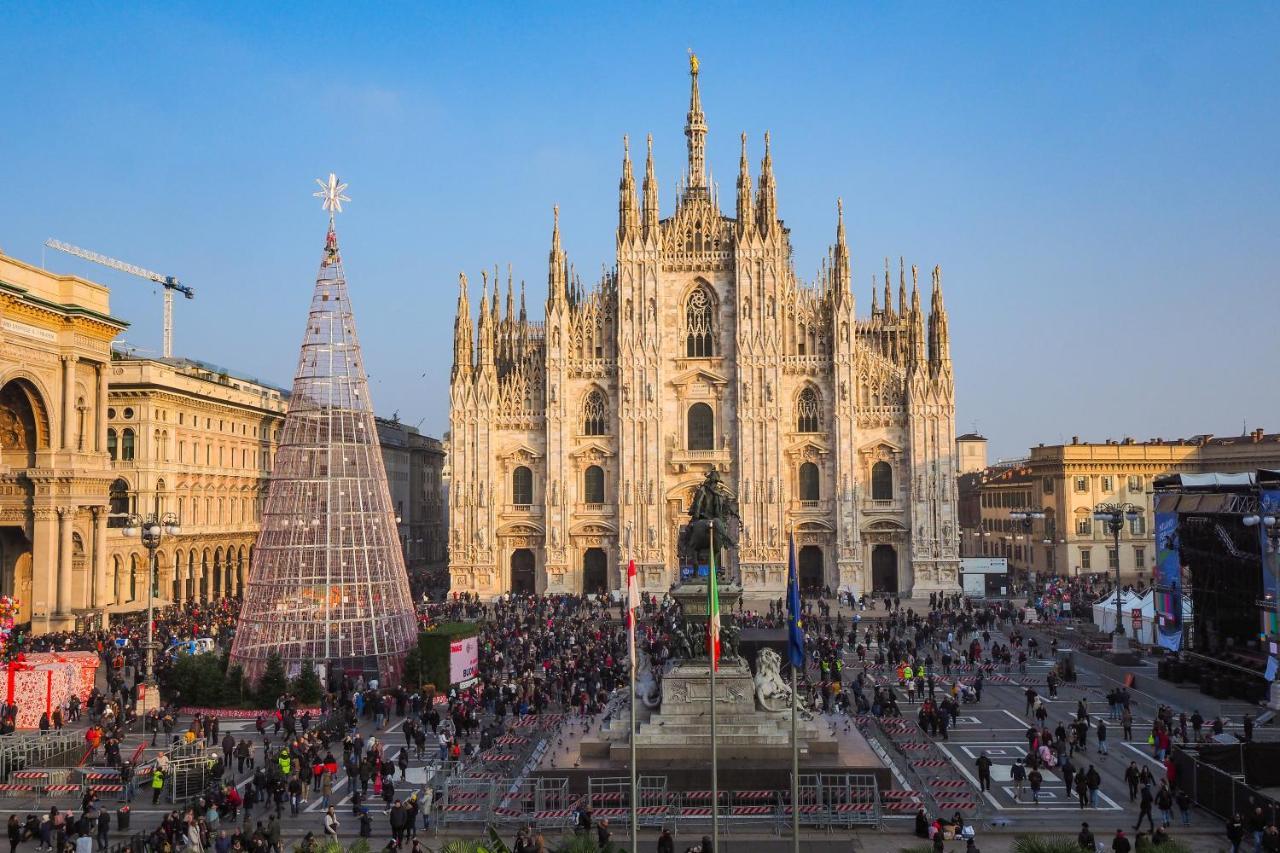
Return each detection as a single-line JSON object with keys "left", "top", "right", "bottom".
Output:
{"left": 619, "top": 134, "right": 639, "bottom": 242}
{"left": 756, "top": 131, "right": 777, "bottom": 230}
{"left": 684, "top": 50, "right": 708, "bottom": 194}
{"left": 928, "top": 265, "right": 951, "bottom": 375}
{"left": 642, "top": 134, "right": 660, "bottom": 237}
{"left": 548, "top": 205, "right": 567, "bottom": 307}
{"left": 898, "top": 257, "right": 907, "bottom": 315}
{"left": 883, "top": 258, "right": 894, "bottom": 320}
{"left": 832, "top": 197, "right": 850, "bottom": 300}
{"left": 452, "top": 272, "right": 473, "bottom": 381}
{"left": 477, "top": 269, "right": 494, "bottom": 367}
{"left": 736, "top": 132, "right": 754, "bottom": 235}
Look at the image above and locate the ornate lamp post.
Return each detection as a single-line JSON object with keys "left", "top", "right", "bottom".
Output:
{"left": 1010, "top": 509, "right": 1045, "bottom": 587}
{"left": 1243, "top": 511, "right": 1280, "bottom": 708}
{"left": 122, "top": 512, "right": 181, "bottom": 712}
{"left": 1093, "top": 502, "right": 1142, "bottom": 652}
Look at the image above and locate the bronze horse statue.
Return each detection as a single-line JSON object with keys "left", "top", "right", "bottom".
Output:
{"left": 678, "top": 470, "right": 741, "bottom": 576}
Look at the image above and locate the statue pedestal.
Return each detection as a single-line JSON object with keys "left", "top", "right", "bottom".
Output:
{"left": 671, "top": 581, "right": 741, "bottom": 619}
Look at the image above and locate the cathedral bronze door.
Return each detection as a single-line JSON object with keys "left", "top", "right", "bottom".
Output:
{"left": 510, "top": 549, "right": 536, "bottom": 594}
{"left": 799, "top": 545, "right": 824, "bottom": 593}
{"left": 872, "top": 544, "right": 898, "bottom": 594}
{"left": 582, "top": 548, "right": 608, "bottom": 595}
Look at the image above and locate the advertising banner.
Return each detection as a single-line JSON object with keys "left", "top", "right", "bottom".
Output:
{"left": 449, "top": 636, "right": 479, "bottom": 687}
{"left": 1153, "top": 508, "right": 1184, "bottom": 651}
{"left": 1261, "top": 489, "right": 1280, "bottom": 642}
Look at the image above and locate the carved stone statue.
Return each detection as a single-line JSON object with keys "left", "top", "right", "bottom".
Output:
{"left": 634, "top": 650, "right": 661, "bottom": 710}
{"left": 670, "top": 623, "right": 695, "bottom": 660}
{"left": 754, "top": 648, "right": 807, "bottom": 713}
{"left": 719, "top": 623, "right": 741, "bottom": 661}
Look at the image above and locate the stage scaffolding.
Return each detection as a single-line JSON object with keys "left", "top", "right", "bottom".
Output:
{"left": 230, "top": 197, "right": 416, "bottom": 685}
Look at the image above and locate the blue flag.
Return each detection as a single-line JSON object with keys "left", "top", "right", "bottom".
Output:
{"left": 787, "top": 533, "right": 805, "bottom": 668}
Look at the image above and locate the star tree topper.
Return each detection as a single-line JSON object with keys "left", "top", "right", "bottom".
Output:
{"left": 314, "top": 173, "right": 351, "bottom": 217}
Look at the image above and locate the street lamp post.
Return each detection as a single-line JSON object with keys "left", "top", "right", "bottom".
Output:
{"left": 1243, "top": 511, "right": 1280, "bottom": 708}
{"left": 1093, "top": 502, "right": 1142, "bottom": 653}
{"left": 123, "top": 512, "right": 181, "bottom": 712}
{"left": 1010, "top": 509, "right": 1045, "bottom": 590}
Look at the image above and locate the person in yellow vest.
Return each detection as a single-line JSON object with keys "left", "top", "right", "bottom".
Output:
{"left": 278, "top": 750, "right": 292, "bottom": 778}
{"left": 150, "top": 767, "right": 164, "bottom": 805}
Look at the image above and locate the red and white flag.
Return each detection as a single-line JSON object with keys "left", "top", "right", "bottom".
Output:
{"left": 626, "top": 559, "right": 639, "bottom": 665}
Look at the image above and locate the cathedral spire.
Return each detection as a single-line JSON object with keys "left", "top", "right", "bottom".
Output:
{"left": 871, "top": 279, "right": 878, "bottom": 315}
{"left": 736, "top": 132, "right": 754, "bottom": 236}
{"left": 548, "top": 205, "right": 567, "bottom": 308}
{"left": 452, "top": 272, "right": 473, "bottom": 382}
{"left": 883, "top": 258, "right": 894, "bottom": 320}
{"left": 928, "top": 265, "right": 951, "bottom": 376}
{"left": 618, "top": 135, "right": 639, "bottom": 243}
{"left": 909, "top": 264, "right": 926, "bottom": 369}
{"left": 832, "top": 198, "right": 850, "bottom": 302}
{"left": 642, "top": 134, "right": 660, "bottom": 238}
{"left": 477, "top": 269, "right": 494, "bottom": 368}
{"left": 898, "top": 257, "right": 908, "bottom": 316}
{"left": 756, "top": 131, "right": 777, "bottom": 231}
{"left": 519, "top": 279, "right": 527, "bottom": 324}
{"left": 684, "top": 50, "right": 707, "bottom": 194}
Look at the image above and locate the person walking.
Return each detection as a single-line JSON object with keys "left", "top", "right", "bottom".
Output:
{"left": 1155, "top": 783, "right": 1173, "bottom": 827}
{"left": 150, "top": 767, "right": 164, "bottom": 805}
{"left": 1029, "top": 767, "right": 1043, "bottom": 804}
{"left": 1097, "top": 719, "right": 1109, "bottom": 756}
{"left": 1011, "top": 759, "right": 1027, "bottom": 802}
{"left": 1078, "top": 822, "right": 1095, "bottom": 851}
{"left": 323, "top": 807, "right": 340, "bottom": 840}
{"left": 1087, "top": 765, "right": 1102, "bottom": 809}
{"left": 1176, "top": 789, "right": 1192, "bottom": 827}
{"left": 94, "top": 809, "right": 109, "bottom": 853}
{"left": 1135, "top": 784, "right": 1155, "bottom": 832}
{"left": 1124, "top": 762, "right": 1140, "bottom": 802}
{"left": 1227, "top": 813, "right": 1245, "bottom": 853}
{"left": 976, "top": 755, "right": 993, "bottom": 793}
{"left": 1112, "top": 829, "right": 1131, "bottom": 853}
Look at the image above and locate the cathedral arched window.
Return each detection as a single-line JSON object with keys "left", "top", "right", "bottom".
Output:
{"left": 687, "top": 403, "right": 714, "bottom": 451}
{"left": 799, "top": 462, "right": 820, "bottom": 501}
{"left": 583, "top": 390, "right": 607, "bottom": 436}
{"left": 109, "top": 478, "right": 131, "bottom": 527}
{"left": 685, "top": 286, "right": 716, "bottom": 357}
{"left": 871, "top": 461, "right": 893, "bottom": 501}
{"left": 512, "top": 466, "right": 533, "bottom": 506}
{"left": 584, "top": 465, "right": 605, "bottom": 504}
{"left": 797, "top": 387, "right": 821, "bottom": 433}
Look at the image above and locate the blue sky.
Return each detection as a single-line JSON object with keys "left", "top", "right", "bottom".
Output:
{"left": 2, "top": 2, "right": 1277, "bottom": 458}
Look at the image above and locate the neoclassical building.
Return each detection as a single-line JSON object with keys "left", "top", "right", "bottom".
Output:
{"left": 0, "top": 249, "right": 125, "bottom": 633}
{"left": 448, "top": 59, "right": 961, "bottom": 598}
{"left": 103, "top": 355, "right": 286, "bottom": 610}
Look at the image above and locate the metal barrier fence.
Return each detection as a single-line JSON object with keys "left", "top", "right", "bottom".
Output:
{"left": 0, "top": 733, "right": 86, "bottom": 781}
{"left": 1170, "top": 745, "right": 1276, "bottom": 821}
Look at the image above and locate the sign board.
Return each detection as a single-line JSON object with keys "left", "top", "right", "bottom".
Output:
{"left": 961, "top": 557, "right": 1009, "bottom": 598}
{"left": 1131, "top": 607, "right": 1144, "bottom": 630}
{"left": 961, "top": 557, "right": 1009, "bottom": 575}
{"left": 450, "top": 636, "right": 479, "bottom": 687}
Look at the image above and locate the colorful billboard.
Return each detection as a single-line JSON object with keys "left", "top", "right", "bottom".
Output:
{"left": 1153, "top": 508, "right": 1184, "bottom": 651}
{"left": 449, "top": 636, "right": 479, "bottom": 686}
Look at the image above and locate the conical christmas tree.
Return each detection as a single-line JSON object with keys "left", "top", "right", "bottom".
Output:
{"left": 230, "top": 175, "right": 416, "bottom": 686}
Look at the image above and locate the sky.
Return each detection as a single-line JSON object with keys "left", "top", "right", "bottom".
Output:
{"left": 2, "top": 2, "right": 1277, "bottom": 459}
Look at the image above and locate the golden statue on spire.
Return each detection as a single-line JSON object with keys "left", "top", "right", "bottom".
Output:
{"left": 688, "top": 48, "right": 699, "bottom": 75}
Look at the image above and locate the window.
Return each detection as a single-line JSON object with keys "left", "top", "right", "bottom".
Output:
{"left": 1101, "top": 476, "right": 1114, "bottom": 492}
{"left": 108, "top": 479, "right": 130, "bottom": 527}
{"left": 871, "top": 461, "right": 893, "bottom": 501}
{"left": 107, "top": 429, "right": 118, "bottom": 461}
{"left": 154, "top": 478, "right": 165, "bottom": 514}
{"left": 1129, "top": 514, "right": 1146, "bottom": 535}
{"left": 1046, "top": 547, "right": 1056, "bottom": 570}
{"left": 685, "top": 286, "right": 716, "bottom": 357}
{"left": 1076, "top": 516, "right": 1092, "bottom": 535}
{"left": 1080, "top": 548, "right": 1092, "bottom": 570}
{"left": 687, "top": 403, "right": 714, "bottom": 450}
{"left": 1043, "top": 476, "right": 1054, "bottom": 494}
{"left": 1074, "top": 476, "right": 1088, "bottom": 492}
{"left": 1134, "top": 546, "right": 1146, "bottom": 568}
{"left": 1108, "top": 547, "right": 1119, "bottom": 570}
{"left": 584, "top": 465, "right": 605, "bottom": 504}
{"left": 512, "top": 466, "right": 533, "bottom": 506}
{"left": 1128, "top": 475, "right": 1143, "bottom": 493}
{"left": 799, "top": 462, "right": 820, "bottom": 501}
{"left": 583, "top": 390, "right": 607, "bottom": 436}
{"left": 796, "top": 387, "right": 821, "bottom": 433}
{"left": 120, "top": 429, "right": 135, "bottom": 461}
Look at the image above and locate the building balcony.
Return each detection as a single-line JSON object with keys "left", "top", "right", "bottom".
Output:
{"left": 577, "top": 502, "right": 614, "bottom": 516}
{"left": 501, "top": 504, "right": 543, "bottom": 518}
{"left": 789, "top": 499, "right": 831, "bottom": 514}
{"left": 668, "top": 447, "right": 731, "bottom": 472}
{"left": 862, "top": 499, "right": 902, "bottom": 514}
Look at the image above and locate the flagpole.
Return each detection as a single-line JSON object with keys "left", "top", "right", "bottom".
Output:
{"left": 709, "top": 523, "right": 719, "bottom": 853}
{"left": 627, "top": 558, "right": 638, "bottom": 853}
{"left": 790, "top": 532, "right": 800, "bottom": 853}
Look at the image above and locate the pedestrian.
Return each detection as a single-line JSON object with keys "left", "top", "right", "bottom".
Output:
{"left": 1078, "top": 822, "right": 1095, "bottom": 851}
{"left": 1087, "top": 766, "right": 1102, "bottom": 809}
{"left": 1176, "top": 789, "right": 1192, "bottom": 827}
{"left": 1097, "top": 719, "right": 1109, "bottom": 756}
{"left": 150, "top": 767, "right": 164, "bottom": 805}
{"left": 1227, "top": 813, "right": 1245, "bottom": 853}
{"left": 1011, "top": 759, "right": 1027, "bottom": 802}
{"left": 976, "top": 754, "right": 993, "bottom": 793}
{"left": 94, "top": 809, "right": 109, "bottom": 852}
{"left": 1112, "top": 829, "right": 1131, "bottom": 853}
{"left": 1155, "top": 783, "right": 1173, "bottom": 827}
{"left": 1029, "top": 768, "right": 1043, "bottom": 804}
{"left": 323, "top": 807, "right": 340, "bottom": 840}
{"left": 1135, "top": 785, "right": 1155, "bottom": 832}
{"left": 657, "top": 827, "right": 675, "bottom": 853}
{"left": 1124, "top": 762, "right": 1140, "bottom": 802}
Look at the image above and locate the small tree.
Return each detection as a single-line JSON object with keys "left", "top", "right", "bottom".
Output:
{"left": 255, "top": 652, "right": 288, "bottom": 707}
{"left": 223, "top": 664, "right": 247, "bottom": 707}
{"left": 291, "top": 660, "right": 323, "bottom": 704}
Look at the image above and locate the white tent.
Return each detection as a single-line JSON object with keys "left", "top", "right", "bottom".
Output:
{"left": 1092, "top": 589, "right": 1194, "bottom": 646}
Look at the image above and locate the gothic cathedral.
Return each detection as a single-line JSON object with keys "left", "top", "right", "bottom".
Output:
{"left": 448, "top": 59, "right": 961, "bottom": 598}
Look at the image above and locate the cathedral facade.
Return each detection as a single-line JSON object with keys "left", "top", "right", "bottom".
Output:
{"left": 448, "top": 60, "right": 961, "bottom": 598}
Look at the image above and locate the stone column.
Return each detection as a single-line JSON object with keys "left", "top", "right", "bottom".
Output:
{"left": 32, "top": 509, "right": 59, "bottom": 632}
{"left": 114, "top": 558, "right": 126, "bottom": 605}
{"left": 91, "top": 507, "right": 108, "bottom": 608}
{"left": 61, "top": 356, "right": 78, "bottom": 451}
{"left": 56, "top": 506, "right": 73, "bottom": 616}
{"left": 96, "top": 363, "right": 108, "bottom": 454}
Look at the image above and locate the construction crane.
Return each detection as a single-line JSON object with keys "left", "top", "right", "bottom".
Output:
{"left": 44, "top": 239, "right": 194, "bottom": 358}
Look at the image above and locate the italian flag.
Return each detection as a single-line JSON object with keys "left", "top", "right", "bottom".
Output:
{"left": 708, "top": 546, "right": 721, "bottom": 670}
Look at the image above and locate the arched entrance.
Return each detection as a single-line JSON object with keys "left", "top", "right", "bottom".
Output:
{"left": 0, "top": 379, "right": 50, "bottom": 468}
{"left": 798, "top": 545, "right": 824, "bottom": 593}
{"left": 872, "top": 544, "right": 898, "bottom": 594}
{"left": 510, "top": 549, "right": 535, "bottom": 594}
{"left": 582, "top": 548, "right": 608, "bottom": 595}
{"left": 0, "top": 527, "right": 33, "bottom": 615}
